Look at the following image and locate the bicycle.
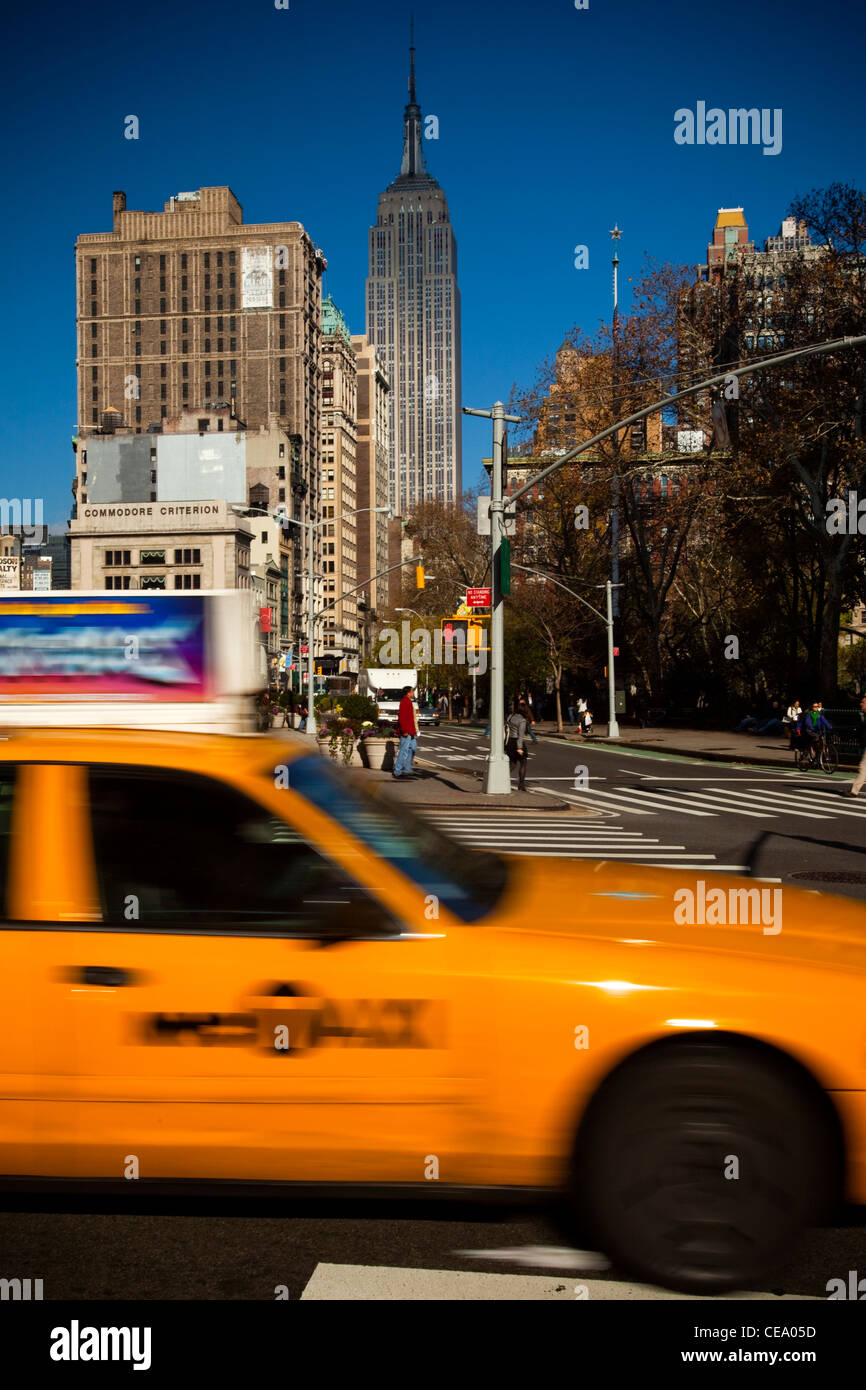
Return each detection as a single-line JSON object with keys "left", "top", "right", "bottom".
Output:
{"left": 793, "top": 732, "right": 839, "bottom": 775}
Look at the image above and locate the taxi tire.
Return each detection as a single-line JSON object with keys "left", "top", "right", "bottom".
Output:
{"left": 568, "top": 1037, "right": 838, "bottom": 1295}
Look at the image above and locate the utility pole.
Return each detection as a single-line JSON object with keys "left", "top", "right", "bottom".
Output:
{"left": 610, "top": 223, "right": 623, "bottom": 621}
{"left": 605, "top": 579, "right": 620, "bottom": 738}
{"left": 464, "top": 400, "right": 520, "bottom": 793}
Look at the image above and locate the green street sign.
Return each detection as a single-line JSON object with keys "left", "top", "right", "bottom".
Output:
{"left": 499, "top": 536, "right": 511, "bottom": 596}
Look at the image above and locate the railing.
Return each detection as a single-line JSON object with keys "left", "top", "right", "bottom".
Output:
{"left": 824, "top": 710, "right": 864, "bottom": 766}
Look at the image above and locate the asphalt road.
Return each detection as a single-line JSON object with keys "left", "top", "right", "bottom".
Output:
{"left": 417, "top": 727, "right": 866, "bottom": 901}
{"left": 2, "top": 1190, "right": 864, "bottom": 1300}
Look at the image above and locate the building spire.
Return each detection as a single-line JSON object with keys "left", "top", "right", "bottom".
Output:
{"left": 399, "top": 21, "right": 425, "bottom": 179}
{"left": 409, "top": 16, "right": 416, "bottom": 102}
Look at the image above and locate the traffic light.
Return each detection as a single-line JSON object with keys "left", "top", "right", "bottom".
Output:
{"left": 442, "top": 618, "right": 470, "bottom": 645}
{"left": 498, "top": 536, "right": 511, "bottom": 596}
{"left": 441, "top": 618, "right": 490, "bottom": 653}
{"left": 416, "top": 564, "right": 425, "bottom": 590}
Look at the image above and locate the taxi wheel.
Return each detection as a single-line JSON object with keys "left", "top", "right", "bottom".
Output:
{"left": 569, "top": 1038, "right": 838, "bottom": 1295}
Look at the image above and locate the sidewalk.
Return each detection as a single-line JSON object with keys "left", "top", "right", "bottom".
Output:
{"left": 355, "top": 765, "right": 574, "bottom": 811}
{"left": 444, "top": 719, "right": 800, "bottom": 769}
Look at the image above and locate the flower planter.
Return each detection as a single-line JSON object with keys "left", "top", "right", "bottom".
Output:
{"left": 360, "top": 737, "right": 396, "bottom": 771}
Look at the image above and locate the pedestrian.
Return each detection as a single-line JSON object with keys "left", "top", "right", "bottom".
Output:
{"left": 523, "top": 693, "right": 538, "bottom": 742}
{"left": 783, "top": 698, "right": 802, "bottom": 745}
{"left": 453, "top": 691, "right": 464, "bottom": 725}
{"left": 566, "top": 691, "right": 576, "bottom": 726}
{"left": 847, "top": 694, "right": 866, "bottom": 797}
{"left": 506, "top": 701, "right": 530, "bottom": 791}
{"left": 438, "top": 692, "right": 448, "bottom": 718}
{"left": 392, "top": 684, "right": 419, "bottom": 779}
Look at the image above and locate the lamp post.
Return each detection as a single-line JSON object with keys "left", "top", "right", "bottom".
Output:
{"left": 232, "top": 503, "right": 390, "bottom": 738}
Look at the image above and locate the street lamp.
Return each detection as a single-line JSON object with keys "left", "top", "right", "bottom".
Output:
{"left": 232, "top": 503, "right": 390, "bottom": 738}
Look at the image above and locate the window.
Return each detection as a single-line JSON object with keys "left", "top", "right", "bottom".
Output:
{"left": 205, "top": 274, "right": 211, "bottom": 290}
{"left": 204, "top": 339, "right": 211, "bottom": 352}
{"left": 204, "top": 253, "right": 210, "bottom": 268}
{"left": 181, "top": 254, "right": 187, "bottom": 270}
{"left": 204, "top": 297, "right": 210, "bottom": 311}
{"left": 140, "top": 575, "right": 166, "bottom": 590}
{"left": 104, "top": 549, "right": 131, "bottom": 567}
{"left": 87, "top": 768, "right": 389, "bottom": 936}
{"left": 90, "top": 258, "right": 97, "bottom": 273}
{"left": 91, "top": 323, "right": 98, "bottom": 338}
{"left": 182, "top": 297, "right": 188, "bottom": 313}
{"left": 104, "top": 576, "right": 132, "bottom": 590}
{"left": 135, "top": 300, "right": 141, "bottom": 315}
{"left": 140, "top": 549, "right": 166, "bottom": 565}
{"left": 198, "top": 419, "right": 209, "bottom": 432}
{"left": 182, "top": 318, "right": 188, "bottom": 334}
{"left": 229, "top": 251, "right": 235, "bottom": 266}
{"left": 173, "top": 548, "right": 201, "bottom": 565}
{"left": 159, "top": 275, "right": 166, "bottom": 292}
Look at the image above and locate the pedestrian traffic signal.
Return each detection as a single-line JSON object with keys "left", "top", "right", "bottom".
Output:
{"left": 416, "top": 564, "right": 425, "bottom": 590}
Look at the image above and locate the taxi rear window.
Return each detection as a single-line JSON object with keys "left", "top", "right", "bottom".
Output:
{"left": 276, "top": 755, "right": 508, "bottom": 923}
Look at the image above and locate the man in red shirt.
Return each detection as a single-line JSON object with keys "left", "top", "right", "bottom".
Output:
{"left": 393, "top": 685, "right": 419, "bottom": 778}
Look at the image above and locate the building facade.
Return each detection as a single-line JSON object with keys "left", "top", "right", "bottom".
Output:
{"left": 366, "top": 45, "right": 461, "bottom": 513}
{"left": 320, "top": 297, "right": 359, "bottom": 674}
{"left": 352, "top": 334, "right": 391, "bottom": 653}
{"left": 73, "top": 187, "right": 325, "bottom": 642}
{"left": 69, "top": 499, "right": 253, "bottom": 592}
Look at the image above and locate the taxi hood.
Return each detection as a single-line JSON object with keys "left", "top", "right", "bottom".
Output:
{"left": 495, "top": 854, "right": 866, "bottom": 974}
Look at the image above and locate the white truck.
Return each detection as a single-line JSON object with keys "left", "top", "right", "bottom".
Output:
{"left": 358, "top": 667, "right": 418, "bottom": 723}
{"left": 0, "top": 589, "right": 267, "bottom": 734}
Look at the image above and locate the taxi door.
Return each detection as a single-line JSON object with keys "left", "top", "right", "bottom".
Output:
{"left": 50, "top": 760, "right": 476, "bottom": 1186}
{"left": 2, "top": 762, "right": 106, "bottom": 1177}
{"left": 0, "top": 762, "right": 39, "bottom": 1176}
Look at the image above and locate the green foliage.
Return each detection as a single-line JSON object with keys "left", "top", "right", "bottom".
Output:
{"left": 336, "top": 693, "right": 380, "bottom": 725}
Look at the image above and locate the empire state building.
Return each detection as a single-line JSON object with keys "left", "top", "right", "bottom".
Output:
{"left": 366, "top": 42, "right": 462, "bottom": 513}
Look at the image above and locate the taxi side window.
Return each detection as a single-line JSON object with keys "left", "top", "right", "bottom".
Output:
{"left": 0, "top": 766, "right": 15, "bottom": 920}
{"left": 88, "top": 768, "right": 390, "bottom": 937}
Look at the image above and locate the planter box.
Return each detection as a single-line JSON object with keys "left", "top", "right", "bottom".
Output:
{"left": 360, "top": 738, "right": 396, "bottom": 771}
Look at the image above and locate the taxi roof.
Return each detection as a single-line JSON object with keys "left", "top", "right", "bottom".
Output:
{"left": 0, "top": 726, "right": 311, "bottom": 772}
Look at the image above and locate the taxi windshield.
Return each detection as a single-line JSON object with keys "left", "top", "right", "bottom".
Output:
{"left": 277, "top": 754, "right": 509, "bottom": 923}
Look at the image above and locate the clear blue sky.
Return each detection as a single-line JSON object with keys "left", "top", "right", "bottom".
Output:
{"left": 1, "top": 0, "right": 863, "bottom": 523}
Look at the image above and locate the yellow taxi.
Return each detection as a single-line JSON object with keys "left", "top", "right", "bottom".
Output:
{"left": 2, "top": 726, "right": 865, "bottom": 1293}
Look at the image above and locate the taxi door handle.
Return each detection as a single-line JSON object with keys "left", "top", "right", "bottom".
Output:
{"left": 77, "top": 965, "right": 134, "bottom": 988}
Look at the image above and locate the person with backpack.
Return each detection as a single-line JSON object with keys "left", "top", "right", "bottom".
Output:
{"left": 506, "top": 702, "right": 530, "bottom": 791}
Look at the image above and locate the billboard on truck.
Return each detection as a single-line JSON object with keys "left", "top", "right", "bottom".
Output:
{"left": 0, "top": 590, "right": 266, "bottom": 733}
{"left": 0, "top": 593, "right": 208, "bottom": 701}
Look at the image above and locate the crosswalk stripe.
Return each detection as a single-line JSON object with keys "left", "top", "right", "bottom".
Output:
{"left": 680, "top": 789, "right": 832, "bottom": 820}
{"left": 661, "top": 790, "right": 783, "bottom": 819}
{"left": 575, "top": 787, "right": 716, "bottom": 816}
{"left": 300, "top": 1262, "right": 815, "bottom": 1300}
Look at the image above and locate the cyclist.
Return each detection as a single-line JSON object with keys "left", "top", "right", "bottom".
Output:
{"left": 795, "top": 702, "right": 833, "bottom": 763}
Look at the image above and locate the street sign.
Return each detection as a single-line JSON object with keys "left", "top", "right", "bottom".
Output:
{"left": 466, "top": 588, "right": 491, "bottom": 608}
{"left": 476, "top": 495, "right": 517, "bottom": 537}
{"left": 259, "top": 607, "right": 272, "bottom": 632}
